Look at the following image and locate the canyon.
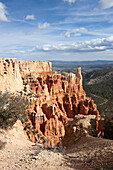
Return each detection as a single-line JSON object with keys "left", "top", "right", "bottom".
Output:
{"left": 0, "top": 58, "right": 100, "bottom": 147}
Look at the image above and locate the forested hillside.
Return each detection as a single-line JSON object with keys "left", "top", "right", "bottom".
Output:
{"left": 83, "top": 67, "right": 113, "bottom": 116}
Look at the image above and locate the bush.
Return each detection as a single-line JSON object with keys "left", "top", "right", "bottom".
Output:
{"left": 0, "top": 91, "right": 29, "bottom": 129}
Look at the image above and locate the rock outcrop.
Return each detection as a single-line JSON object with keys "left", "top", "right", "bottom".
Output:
{"left": 0, "top": 58, "right": 23, "bottom": 93}
{"left": 22, "top": 66, "right": 100, "bottom": 147}
{"left": 61, "top": 114, "right": 98, "bottom": 148}
{"left": 0, "top": 58, "right": 100, "bottom": 147}
{"left": 0, "top": 59, "right": 52, "bottom": 93}
{"left": 19, "top": 60, "right": 52, "bottom": 74}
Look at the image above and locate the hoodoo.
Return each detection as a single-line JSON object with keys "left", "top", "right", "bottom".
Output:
{"left": 0, "top": 58, "right": 100, "bottom": 147}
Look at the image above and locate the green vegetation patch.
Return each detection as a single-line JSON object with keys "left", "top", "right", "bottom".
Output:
{"left": 0, "top": 91, "right": 29, "bottom": 129}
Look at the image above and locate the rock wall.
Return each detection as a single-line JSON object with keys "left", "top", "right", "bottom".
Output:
{"left": 0, "top": 58, "right": 52, "bottom": 93}
{"left": 0, "top": 58, "right": 23, "bottom": 93}
{"left": 19, "top": 60, "right": 52, "bottom": 74}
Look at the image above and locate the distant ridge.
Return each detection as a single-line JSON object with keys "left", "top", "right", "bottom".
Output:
{"left": 50, "top": 60, "right": 113, "bottom": 65}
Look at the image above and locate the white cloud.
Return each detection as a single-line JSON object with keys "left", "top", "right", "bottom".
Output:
{"left": 98, "top": 0, "right": 113, "bottom": 9}
{"left": 30, "top": 36, "right": 113, "bottom": 53}
{"left": 38, "top": 22, "right": 50, "bottom": 29}
{"left": 25, "top": 14, "right": 35, "bottom": 20}
{"left": 1, "top": 36, "right": 113, "bottom": 60}
{"left": 0, "top": 2, "right": 9, "bottom": 22}
{"left": 63, "top": 0, "right": 76, "bottom": 4}
{"left": 65, "top": 27, "right": 88, "bottom": 37}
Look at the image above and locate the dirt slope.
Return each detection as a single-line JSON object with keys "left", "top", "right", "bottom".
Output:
{"left": 63, "top": 135, "right": 113, "bottom": 169}
{"left": 0, "top": 121, "right": 113, "bottom": 170}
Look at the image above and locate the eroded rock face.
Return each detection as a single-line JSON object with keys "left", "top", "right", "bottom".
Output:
{"left": 0, "top": 58, "right": 23, "bottom": 93}
{"left": 0, "top": 58, "right": 100, "bottom": 147}
{"left": 0, "top": 59, "right": 52, "bottom": 93}
{"left": 19, "top": 60, "right": 52, "bottom": 74}
{"left": 22, "top": 66, "right": 100, "bottom": 147}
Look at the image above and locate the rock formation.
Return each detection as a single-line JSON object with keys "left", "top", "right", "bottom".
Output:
{"left": 0, "top": 58, "right": 100, "bottom": 147}
{"left": 19, "top": 60, "right": 52, "bottom": 74}
{"left": 21, "top": 65, "right": 100, "bottom": 147}
{"left": 0, "top": 58, "right": 23, "bottom": 93}
{"left": 61, "top": 114, "right": 98, "bottom": 148}
{"left": 0, "top": 59, "right": 52, "bottom": 93}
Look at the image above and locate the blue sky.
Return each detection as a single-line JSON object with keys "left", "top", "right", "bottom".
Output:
{"left": 0, "top": 0, "right": 113, "bottom": 61}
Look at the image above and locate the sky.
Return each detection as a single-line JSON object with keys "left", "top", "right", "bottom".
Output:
{"left": 0, "top": 0, "right": 113, "bottom": 61}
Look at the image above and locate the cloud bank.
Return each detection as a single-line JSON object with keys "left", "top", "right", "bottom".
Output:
{"left": 30, "top": 36, "right": 113, "bottom": 53}
{"left": 1, "top": 36, "right": 113, "bottom": 60}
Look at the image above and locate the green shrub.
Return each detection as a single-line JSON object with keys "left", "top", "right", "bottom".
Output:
{"left": 0, "top": 91, "right": 29, "bottom": 129}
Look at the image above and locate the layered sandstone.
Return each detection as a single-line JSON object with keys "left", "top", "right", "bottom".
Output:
{"left": 19, "top": 60, "right": 52, "bottom": 74}
{"left": 0, "top": 58, "right": 23, "bottom": 93}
